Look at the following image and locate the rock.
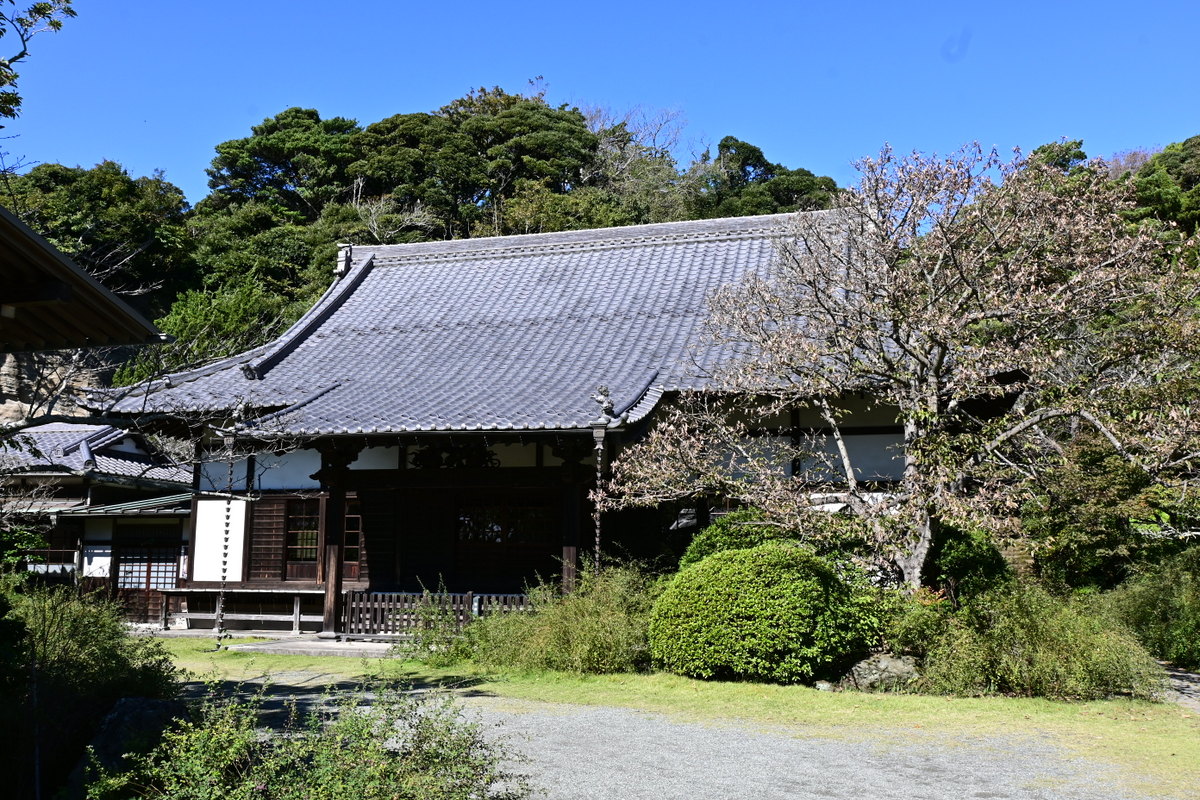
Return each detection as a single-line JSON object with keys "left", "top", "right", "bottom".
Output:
{"left": 813, "top": 680, "right": 836, "bottom": 692}
{"left": 61, "top": 696, "right": 188, "bottom": 800}
{"left": 840, "top": 652, "right": 919, "bottom": 691}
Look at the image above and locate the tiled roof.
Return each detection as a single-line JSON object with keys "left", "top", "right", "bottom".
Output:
{"left": 104, "top": 213, "right": 827, "bottom": 435}
{"left": 1, "top": 423, "right": 191, "bottom": 484}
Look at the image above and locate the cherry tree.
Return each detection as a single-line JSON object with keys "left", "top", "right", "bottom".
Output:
{"left": 606, "top": 143, "right": 1200, "bottom": 587}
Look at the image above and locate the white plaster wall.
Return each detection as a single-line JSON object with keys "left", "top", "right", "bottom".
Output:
{"left": 199, "top": 457, "right": 250, "bottom": 491}
{"left": 350, "top": 446, "right": 399, "bottom": 470}
{"left": 254, "top": 449, "right": 321, "bottom": 490}
{"left": 82, "top": 544, "right": 111, "bottom": 577}
{"left": 108, "top": 437, "right": 144, "bottom": 454}
{"left": 192, "top": 498, "right": 247, "bottom": 582}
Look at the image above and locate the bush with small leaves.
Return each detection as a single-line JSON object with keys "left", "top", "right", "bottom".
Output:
{"left": 1105, "top": 546, "right": 1200, "bottom": 669}
{"left": 677, "top": 508, "right": 793, "bottom": 569}
{"left": 919, "top": 581, "right": 1164, "bottom": 700}
{"left": 87, "top": 687, "right": 530, "bottom": 800}
{"left": 649, "top": 542, "right": 873, "bottom": 683}
{"left": 469, "top": 564, "right": 662, "bottom": 674}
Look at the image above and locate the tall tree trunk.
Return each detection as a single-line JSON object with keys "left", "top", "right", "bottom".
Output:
{"left": 894, "top": 416, "right": 936, "bottom": 589}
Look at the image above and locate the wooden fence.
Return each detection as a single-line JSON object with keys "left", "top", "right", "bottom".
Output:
{"left": 343, "top": 591, "right": 530, "bottom": 637}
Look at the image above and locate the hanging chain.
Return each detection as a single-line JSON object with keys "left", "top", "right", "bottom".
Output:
{"left": 213, "top": 435, "right": 235, "bottom": 648}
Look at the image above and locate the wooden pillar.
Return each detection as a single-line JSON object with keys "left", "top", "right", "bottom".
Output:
{"left": 312, "top": 444, "right": 360, "bottom": 638}
{"left": 561, "top": 487, "right": 580, "bottom": 592}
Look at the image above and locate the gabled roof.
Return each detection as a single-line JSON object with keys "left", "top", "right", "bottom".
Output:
{"left": 1, "top": 422, "right": 191, "bottom": 485}
{"left": 105, "top": 213, "right": 825, "bottom": 436}
{"left": 0, "top": 204, "right": 166, "bottom": 351}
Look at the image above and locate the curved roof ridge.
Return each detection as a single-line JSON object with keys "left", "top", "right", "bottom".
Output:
{"left": 92, "top": 253, "right": 376, "bottom": 404}
{"left": 364, "top": 211, "right": 808, "bottom": 265}
{"left": 242, "top": 254, "right": 376, "bottom": 380}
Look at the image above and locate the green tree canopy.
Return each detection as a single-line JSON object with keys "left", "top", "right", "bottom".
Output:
{"left": 205, "top": 107, "right": 361, "bottom": 222}
{"left": 5, "top": 160, "right": 193, "bottom": 315}
{"left": 1132, "top": 135, "right": 1200, "bottom": 233}
{"left": 690, "top": 136, "right": 837, "bottom": 218}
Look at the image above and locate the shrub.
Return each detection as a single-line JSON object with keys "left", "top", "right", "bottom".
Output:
{"left": 392, "top": 587, "right": 474, "bottom": 668}
{"left": 1105, "top": 546, "right": 1200, "bottom": 669}
{"left": 2, "top": 586, "right": 180, "bottom": 800}
{"left": 88, "top": 687, "right": 530, "bottom": 800}
{"left": 919, "top": 582, "right": 1164, "bottom": 700}
{"left": 677, "top": 508, "right": 791, "bottom": 569}
{"left": 649, "top": 542, "right": 874, "bottom": 683}
{"left": 883, "top": 587, "right": 954, "bottom": 659}
{"left": 927, "top": 527, "right": 1010, "bottom": 603}
{"left": 470, "top": 564, "right": 661, "bottom": 674}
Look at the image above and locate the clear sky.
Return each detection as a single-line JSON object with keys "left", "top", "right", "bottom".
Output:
{"left": 7, "top": 0, "right": 1199, "bottom": 204}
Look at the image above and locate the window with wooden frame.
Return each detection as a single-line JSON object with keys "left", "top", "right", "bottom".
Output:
{"left": 285, "top": 498, "right": 321, "bottom": 580}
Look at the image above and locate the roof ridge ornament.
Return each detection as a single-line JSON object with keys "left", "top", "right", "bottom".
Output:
{"left": 335, "top": 243, "right": 353, "bottom": 276}
{"left": 591, "top": 385, "right": 615, "bottom": 425}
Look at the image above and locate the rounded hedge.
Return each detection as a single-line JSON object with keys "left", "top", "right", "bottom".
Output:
{"left": 649, "top": 542, "right": 870, "bottom": 683}
{"left": 678, "top": 509, "right": 793, "bottom": 569}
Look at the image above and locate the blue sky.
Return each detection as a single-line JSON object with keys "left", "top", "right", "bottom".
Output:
{"left": 7, "top": 0, "right": 1199, "bottom": 204}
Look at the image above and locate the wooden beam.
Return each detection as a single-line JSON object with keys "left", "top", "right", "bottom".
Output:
{"left": 313, "top": 444, "right": 360, "bottom": 637}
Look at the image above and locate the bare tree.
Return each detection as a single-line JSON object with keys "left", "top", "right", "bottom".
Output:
{"left": 1106, "top": 147, "right": 1161, "bottom": 180}
{"left": 606, "top": 143, "right": 1200, "bottom": 587}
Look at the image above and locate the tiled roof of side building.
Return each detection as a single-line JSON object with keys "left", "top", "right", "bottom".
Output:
{"left": 104, "top": 212, "right": 826, "bottom": 435}
{"left": 1, "top": 423, "right": 192, "bottom": 485}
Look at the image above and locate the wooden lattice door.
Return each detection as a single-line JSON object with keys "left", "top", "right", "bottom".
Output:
{"left": 114, "top": 525, "right": 182, "bottom": 622}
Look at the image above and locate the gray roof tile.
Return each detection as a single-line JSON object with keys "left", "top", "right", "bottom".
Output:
{"left": 2, "top": 423, "right": 191, "bottom": 484}
{"left": 107, "top": 213, "right": 826, "bottom": 435}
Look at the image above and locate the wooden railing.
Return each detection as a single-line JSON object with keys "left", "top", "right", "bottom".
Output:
{"left": 343, "top": 591, "right": 529, "bottom": 637}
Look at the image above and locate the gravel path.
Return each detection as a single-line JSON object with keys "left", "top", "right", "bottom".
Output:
{"left": 186, "top": 663, "right": 1200, "bottom": 800}
{"left": 459, "top": 696, "right": 1161, "bottom": 800}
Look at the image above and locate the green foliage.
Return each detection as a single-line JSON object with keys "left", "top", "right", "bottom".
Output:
{"left": 1131, "top": 135, "right": 1200, "bottom": 233}
{"left": 88, "top": 687, "right": 529, "bottom": 800}
{"left": 114, "top": 277, "right": 290, "bottom": 383}
{"left": 882, "top": 587, "right": 954, "bottom": 659}
{"left": 0, "top": 1, "right": 76, "bottom": 119}
{"left": 649, "top": 542, "right": 873, "bottom": 683}
{"left": 677, "top": 508, "right": 789, "bottom": 569}
{"left": 392, "top": 587, "right": 474, "bottom": 669}
{"left": 1029, "top": 139, "right": 1088, "bottom": 173}
{"left": 1021, "top": 433, "right": 1186, "bottom": 590}
{"left": 926, "top": 526, "right": 1010, "bottom": 602}
{"left": 206, "top": 107, "right": 361, "bottom": 221}
{"left": 1, "top": 586, "right": 179, "bottom": 799}
{"left": 470, "top": 564, "right": 661, "bottom": 674}
{"left": 1105, "top": 547, "right": 1200, "bottom": 669}
{"left": 6, "top": 160, "right": 194, "bottom": 315}
{"left": 689, "top": 136, "right": 837, "bottom": 218}
{"left": 919, "top": 582, "right": 1163, "bottom": 700}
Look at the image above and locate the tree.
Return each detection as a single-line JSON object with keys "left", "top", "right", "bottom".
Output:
{"left": 1131, "top": 134, "right": 1200, "bottom": 234}
{"left": 607, "top": 143, "right": 1199, "bottom": 587}
{"left": 0, "top": 1, "right": 75, "bottom": 121}
{"left": 689, "top": 136, "right": 837, "bottom": 218}
{"left": 4, "top": 161, "right": 194, "bottom": 316}
{"left": 205, "top": 107, "right": 360, "bottom": 222}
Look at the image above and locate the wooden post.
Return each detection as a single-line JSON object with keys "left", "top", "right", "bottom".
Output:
{"left": 313, "top": 444, "right": 359, "bottom": 639}
{"left": 292, "top": 594, "right": 302, "bottom": 635}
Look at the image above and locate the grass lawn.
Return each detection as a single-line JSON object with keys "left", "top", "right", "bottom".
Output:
{"left": 159, "top": 637, "right": 1200, "bottom": 798}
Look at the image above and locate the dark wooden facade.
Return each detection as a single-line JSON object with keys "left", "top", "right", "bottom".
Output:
{"left": 191, "top": 435, "right": 598, "bottom": 635}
